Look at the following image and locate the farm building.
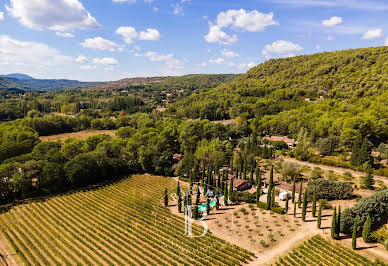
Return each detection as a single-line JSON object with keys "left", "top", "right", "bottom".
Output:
{"left": 263, "top": 136, "right": 296, "bottom": 147}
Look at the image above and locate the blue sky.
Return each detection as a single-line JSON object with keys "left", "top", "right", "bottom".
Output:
{"left": 0, "top": 0, "right": 387, "bottom": 81}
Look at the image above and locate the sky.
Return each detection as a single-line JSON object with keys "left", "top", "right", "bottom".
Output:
{"left": 0, "top": 0, "right": 387, "bottom": 81}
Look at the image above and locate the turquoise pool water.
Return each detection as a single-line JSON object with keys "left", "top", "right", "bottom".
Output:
{"left": 198, "top": 201, "right": 216, "bottom": 212}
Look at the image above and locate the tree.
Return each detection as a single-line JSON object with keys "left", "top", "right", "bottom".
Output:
{"left": 269, "top": 165, "right": 274, "bottom": 187}
{"left": 178, "top": 194, "right": 182, "bottom": 213}
{"left": 301, "top": 192, "right": 307, "bottom": 221}
{"left": 177, "top": 181, "right": 181, "bottom": 198}
{"left": 164, "top": 188, "right": 169, "bottom": 207}
{"left": 267, "top": 186, "right": 272, "bottom": 210}
{"left": 317, "top": 202, "right": 322, "bottom": 229}
{"left": 195, "top": 186, "right": 200, "bottom": 205}
{"left": 223, "top": 185, "right": 228, "bottom": 206}
{"left": 215, "top": 195, "right": 220, "bottom": 210}
{"left": 293, "top": 200, "right": 297, "bottom": 218}
{"left": 295, "top": 128, "right": 311, "bottom": 161}
{"left": 256, "top": 184, "right": 260, "bottom": 205}
{"left": 271, "top": 187, "right": 275, "bottom": 208}
{"left": 312, "top": 186, "right": 317, "bottom": 217}
{"left": 361, "top": 169, "right": 375, "bottom": 190}
{"left": 331, "top": 207, "right": 338, "bottom": 239}
{"left": 285, "top": 194, "right": 289, "bottom": 213}
{"left": 317, "top": 137, "right": 335, "bottom": 156}
{"left": 310, "top": 167, "right": 322, "bottom": 179}
{"left": 228, "top": 178, "right": 233, "bottom": 201}
{"left": 336, "top": 206, "right": 341, "bottom": 236}
{"left": 292, "top": 177, "right": 296, "bottom": 203}
{"left": 362, "top": 215, "right": 372, "bottom": 243}
{"left": 352, "top": 217, "right": 357, "bottom": 250}
{"left": 298, "top": 181, "right": 303, "bottom": 208}
{"left": 206, "top": 197, "right": 210, "bottom": 214}
{"left": 193, "top": 205, "right": 199, "bottom": 220}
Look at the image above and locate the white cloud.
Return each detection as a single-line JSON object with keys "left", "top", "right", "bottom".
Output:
{"left": 0, "top": 12, "right": 4, "bottom": 21}
{"left": 385, "top": 37, "right": 388, "bottom": 46}
{"left": 209, "top": 58, "right": 225, "bottom": 64}
{"left": 216, "top": 9, "right": 279, "bottom": 32}
{"left": 205, "top": 9, "right": 278, "bottom": 44}
{"left": 56, "top": 32, "right": 74, "bottom": 38}
{"left": 93, "top": 57, "right": 119, "bottom": 65}
{"left": 237, "top": 62, "right": 256, "bottom": 70}
{"left": 136, "top": 51, "right": 183, "bottom": 69}
{"left": 172, "top": 3, "right": 183, "bottom": 15}
{"left": 205, "top": 25, "right": 238, "bottom": 45}
{"left": 262, "top": 40, "right": 302, "bottom": 58}
{"left": 75, "top": 55, "right": 89, "bottom": 63}
{"left": 322, "top": 16, "right": 342, "bottom": 27}
{"left": 6, "top": 0, "right": 99, "bottom": 32}
{"left": 362, "top": 28, "right": 383, "bottom": 39}
{"left": 81, "top": 37, "right": 118, "bottom": 51}
{"left": 221, "top": 49, "right": 239, "bottom": 58}
{"left": 116, "top": 27, "right": 138, "bottom": 44}
{"left": 0, "top": 35, "right": 73, "bottom": 77}
{"left": 139, "top": 28, "right": 160, "bottom": 41}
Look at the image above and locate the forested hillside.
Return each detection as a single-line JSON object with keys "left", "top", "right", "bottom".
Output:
{"left": 168, "top": 47, "right": 388, "bottom": 145}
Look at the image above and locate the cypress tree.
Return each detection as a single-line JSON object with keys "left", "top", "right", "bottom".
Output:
{"left": 164, "top": 188, "right": 168, "bottom": 207}
{"left": 256, "top": 184, "right": 261, "bottom": 206}
{"left": 178, "top": 194, "right": 182, "bottom": 213}
{"left": 228, "top": 178, "right": 233, "bottom": 201}
{"left": 331, "top": 207, "right": 337, "bottom": 239}
{"left": 201, "top": 166, "right": 205, "bottom": 187}
{"left": 352, "top": 217, "right": 357, "bottom": 250}
{"left": 362, "top": 215, "right": 372, "bottom": 243}
{"left": 298, "top": 181, "right": 303, "bottom": 208}
{"left": 255, "top": 166, "right": 260, "bottom": 185}
{"left": 301, "top": 191, "right": 307, "bottom": 221}
{"left": 312, "top": 186, "right": 317, "bottom": 217}
{"left": 244, "top": 166, "right": 247, "bottom": 180}
{"left": 362, "top": 169, "right": 375, "bottom": 190}
{"left": 230, "top": 158, "right": 234, "bottom": 175}
{"left": 250, "top": 168, "right": 254, "bottom": 184}
{"left": 193, "top": 205, "right": 199, "bottom": 220}
{"left": 177, "top": 181, "right": 181, "bottom": 198}
{"left": 195, "top": 187, "right": 200, "bottom": 205}
{"left": 216, "top": 195, "right": 220, "bottom": 210}
{"left": 291, "top": 177, "right": 296, "bottom": 203}
{"left": 223, "top": 185, "right": 228, "bottom": 206}
{"left": 236, "top": 167, "right": 239, "bottom": 179}
{"left": 266, "top": 186, "right": 272, "bottom": 210}
{"left": 336, "top": 206, "right": 341, "bottom": 236}
{"left": 317, "top": 202, "right": 322, "bottom": 229}
{"left": 293, "top": 200, "right": 297, "bottom": 217}
{"left": 269, "top": 165, "right": 274, "bottom": 187}
{"left": 206, "top": 197, "right": 210, "bottom": 214}
{"left": 285, "top": 193, "right": 289, "bottom": 213}
{"left": 271, "top": 187, "right": 275, "bottom": 208}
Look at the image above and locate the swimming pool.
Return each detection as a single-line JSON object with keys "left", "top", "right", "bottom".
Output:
{"left": 197, "top": 201, "right": 216, "bottom": 212}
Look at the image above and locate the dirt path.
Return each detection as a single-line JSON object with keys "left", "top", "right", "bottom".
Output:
{"left": 247, "top": 219, "right": 318, "bottom": 265}
{"left": 281, "top": 157, "right": 388, "bottom": 183}
{"left": 0, "top": 234, "right": 22, "bottom": 266}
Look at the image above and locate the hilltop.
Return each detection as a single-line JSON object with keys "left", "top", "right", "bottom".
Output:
{"left": 85, "top": 74, "right": 238, "bottom": 91}
{"left": 167, "top": 46, "right": 388, "bottom": 143}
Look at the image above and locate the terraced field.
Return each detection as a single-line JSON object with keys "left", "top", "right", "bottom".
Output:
{"left": 0, "top": 174, "right": 254, "bottom": 265}
{"left": 274, "top": 235, "right": 386, "bottom": 266}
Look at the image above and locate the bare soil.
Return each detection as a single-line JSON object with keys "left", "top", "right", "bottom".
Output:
{"left": 39, "top": 129, "right": 117, "bottom": 143}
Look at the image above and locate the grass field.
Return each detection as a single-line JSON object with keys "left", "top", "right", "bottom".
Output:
{"left": 274, "top": 235, "right": 387, "bottom": 266}
{"left": 39, "top": 129, "right": 117, "bottom": 143}
{"left": 0, "top": 174, "right": 254, "bottom": 265}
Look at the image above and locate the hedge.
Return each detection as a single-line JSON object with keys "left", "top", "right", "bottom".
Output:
{"left": 341, "top": 189, "right": 388, "bottom": 235}
{"left": 306, "top": 179, "right": 353, "bottom": 201}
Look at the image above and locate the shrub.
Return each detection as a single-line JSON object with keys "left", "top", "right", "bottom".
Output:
{"left": 271, "top": 207, "right": 286, "bottom": 215}
{"left": 370, "top": 225, "right": 388, "bottom": 243}
{"left": 341, "top": 190, "right": 388, "bottom": 235}
{"left": 306, "top": 179, "right": 353, "bottom": 200}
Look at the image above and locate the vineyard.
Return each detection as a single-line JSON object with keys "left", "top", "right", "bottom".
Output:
{"left": 274, "top": 235, "right": 387, "bottom": 266}
{"left": 0, "top": 174, "right": 254, "bottom": 265}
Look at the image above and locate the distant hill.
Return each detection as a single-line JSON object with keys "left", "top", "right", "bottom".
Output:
{"left": 0, "top": 77, "right": 24, "bottom": 90}
{"left": 7, "top": 78, "right": 103, "bottom": 91}
{"left": 85, "top": 74, "right": 239, "bottom": 91}
{"left": 4, "top": 73, "right": 34, "bottom": 80}
{"left": 168, "top": 46, "right": 388, "bottom": 143}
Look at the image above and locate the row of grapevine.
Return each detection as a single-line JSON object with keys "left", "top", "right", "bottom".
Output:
{"left": 0, "top": 174, "right": 255, "bottom": 265}
{"left": 274, "top": 235, "right": 387, "bottom": 266}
